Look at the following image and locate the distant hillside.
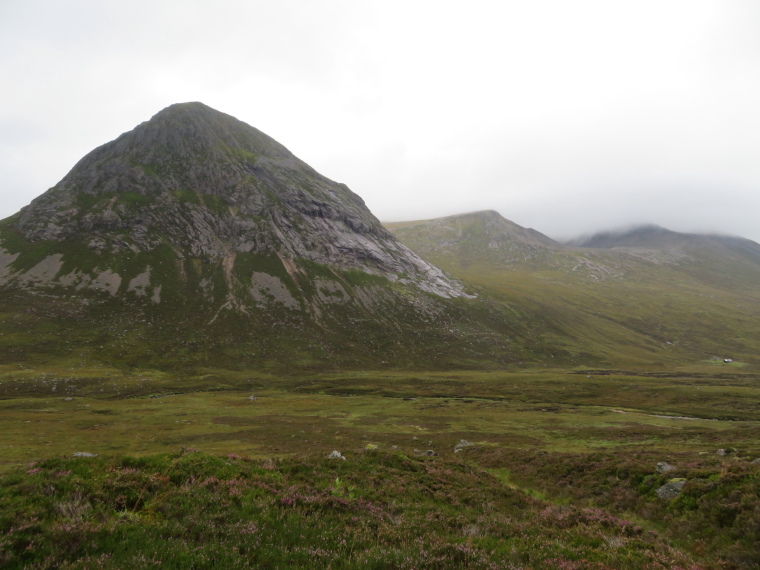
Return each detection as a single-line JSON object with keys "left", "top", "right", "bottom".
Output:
{"left": 567, "top": 224, "right": 760, "bottom": 292}
{"left": 387, "top": 211, "right": 760, "bottom": 366}
{"left": 385, "top": 210, "right": 558, "bottom": 270}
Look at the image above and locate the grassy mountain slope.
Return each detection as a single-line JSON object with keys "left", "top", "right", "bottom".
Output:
{"left": 0, "top": 216, "right": 530, "bottom": 371}
{"left": 387, "top": 212, "right": 760, "bottom": 367}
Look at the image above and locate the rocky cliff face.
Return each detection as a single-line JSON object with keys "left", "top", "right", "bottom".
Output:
{"left": 5, "top": 102, "right": 465, "bottom": 299}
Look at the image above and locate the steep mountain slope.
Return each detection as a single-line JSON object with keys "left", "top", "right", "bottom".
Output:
{"left": 10, "top": 102, "right": 461, "bottom": 297}
{"left": 0, "top": 104, "right": 536, "bottom": 371}
{"left": 387, "top": 211, "right": 760, "bottom": 365}
{"left": 4, "top": 104, "right": 757, "bottom": 371}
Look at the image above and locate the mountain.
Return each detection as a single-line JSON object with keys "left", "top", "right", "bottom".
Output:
{"left": 567, "top": 224, "right": 760, "bottom": 292}
{"left": 0, "top": 103, "right": 526, "bottom": 371}
{"left": 386, "top": 210, "right": 629, "bottom": 281}
{"left": 385, "top": 210, "right": 559, "bottom": 270}
{"left": 10, "top": 102, "right": 461, "bottom": 297}
{"left": 387, "top": 211, "right": 760, "bottom": 365}
{"left": 4, "top": 104, "right": 759, "bottom": 372}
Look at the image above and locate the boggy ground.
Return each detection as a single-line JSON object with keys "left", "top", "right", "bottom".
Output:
{"left": 0, "top": 364, "right": 759, "bottom": 568}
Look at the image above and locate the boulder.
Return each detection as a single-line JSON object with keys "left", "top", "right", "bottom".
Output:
{"left": 656, "top": 479, "right": 686, "bottom": 500}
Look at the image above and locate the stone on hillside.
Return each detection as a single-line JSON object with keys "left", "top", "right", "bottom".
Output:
{"left": 422, "top": 450, "right": 438, "bottom": 456}
{"left": 656, "top": 479, "right": 686, "bottom": 500}
{"left": 751, "top": 457, "right": 760, "bottom": 464}
{"left": 717, "top": 448, "right": 729, "bottom": 456}
{"left": 454, "top": 440, "right": 474, "bottom": 453}
{"left": 656, "top": 462, "right": 675, "bottom": 473}
{"left": 73, "top": 452, "right": 98, "bottom": 458}
{"left": 327, "top": 450, "right": 345, "bottom": 461}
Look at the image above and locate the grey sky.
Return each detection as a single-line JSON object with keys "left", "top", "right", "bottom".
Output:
{"left": 2, "top": 0, "right": 759, "bottom": 242}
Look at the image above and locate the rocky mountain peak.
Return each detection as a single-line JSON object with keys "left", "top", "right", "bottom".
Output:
{"left": 9, "top": 103, "right": 464, "bottom": 298}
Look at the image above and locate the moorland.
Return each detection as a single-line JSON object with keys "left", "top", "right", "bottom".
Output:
{"left": 1, "top": 364, "right": 759, "bottom": 568}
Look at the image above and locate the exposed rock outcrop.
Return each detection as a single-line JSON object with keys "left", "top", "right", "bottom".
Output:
{"left": 12, "top": 102, "right": 465, "bottom": 299}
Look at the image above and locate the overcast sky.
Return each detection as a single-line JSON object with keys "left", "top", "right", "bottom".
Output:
{"left": 2, "top": 0, "right": 759, "bottom": 242}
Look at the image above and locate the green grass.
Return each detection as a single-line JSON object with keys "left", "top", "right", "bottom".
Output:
{"left": 2, "top": 366, "right": 759, "bottom": 472}
{"left": 1, "top": 367, "right": 759, "bottom": 566}
{"left": 1, "top": 449, "right": 713, "bottom": 569}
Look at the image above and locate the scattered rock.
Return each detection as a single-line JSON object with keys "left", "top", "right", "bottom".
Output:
{"left": 422, "top": 450, "right": 438, "bottom": 457}
{"left": 327, "top": 450, "right": 345, "bottom": 461}
{"left": 364, "top": 443, "right": 379, "bottom": 451}
{"left": 717, "top": 449, "right": 729, "bottom": 456}
{"left": 656, "top": 479, "right": 686, "bottom": 500}
{"left": 72, "top": 452, "right": 98, "bottom": 458}
{"left": 454, "top": 440, "right": 474, "bottom": 453}
{"left": 656, "top": 462, "right": 675, "bottom": 473}
{"left": 63, "top": 397, "right": 73, "bottom": 401}
{"left": 751, "top": 458, "right": 760, "bottom": 464}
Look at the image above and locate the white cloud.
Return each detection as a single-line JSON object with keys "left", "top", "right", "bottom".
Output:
{"left": 2, "top": 0, "right": 760, "bottom": 243}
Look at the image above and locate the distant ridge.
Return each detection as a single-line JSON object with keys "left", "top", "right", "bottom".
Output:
{"left": 567, "top": 224, "right": 677, "bottom": 248}
{"left": 388, "top": 210, "right": 760, "bottom": 365}
{"left": 385, "top": 210, "right": 559, "bottom": 270}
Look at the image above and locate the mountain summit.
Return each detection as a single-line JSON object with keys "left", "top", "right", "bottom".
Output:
{"left": 13, "top": 102, "right": 461, "bottom": 297}
{"left": 0, "top": 103, "right": 525, "bottom": 371}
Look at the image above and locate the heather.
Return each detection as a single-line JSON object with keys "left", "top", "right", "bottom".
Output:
{"left": 1, "top": 449, "right": 706, "bottom": 569}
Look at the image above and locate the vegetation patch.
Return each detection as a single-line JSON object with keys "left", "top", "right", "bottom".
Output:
{"left": 0, "top": 450, "right": 705, "bottom": 569}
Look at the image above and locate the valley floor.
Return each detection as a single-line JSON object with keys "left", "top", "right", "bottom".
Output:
{"left": 1, "top": 365, "right": 759, "bottom": 568}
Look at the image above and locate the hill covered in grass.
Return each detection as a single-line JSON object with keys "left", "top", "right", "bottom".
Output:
{"left": 387, "top": 211, "right": 760, "bottom": 367}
